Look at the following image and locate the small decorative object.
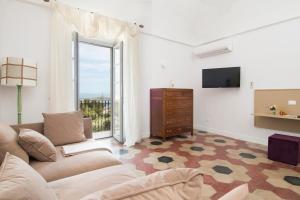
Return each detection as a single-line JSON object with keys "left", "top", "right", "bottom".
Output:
{"left": 279, "top": 111, "right": 287, "bottom": 116}
{"left": 0, "top": 57, "right": 37, "bottom": 124}
{"left": 269, "top": 105, "right": 277, "bottom": 115}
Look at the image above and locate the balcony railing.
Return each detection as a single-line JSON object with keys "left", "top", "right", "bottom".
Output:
{"left": 80, "top": 98, "right": 111, "bottom": 132}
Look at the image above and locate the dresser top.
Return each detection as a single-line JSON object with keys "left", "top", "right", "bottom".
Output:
{"left": 150, "top": 88, "right": 193, "bottom": 91}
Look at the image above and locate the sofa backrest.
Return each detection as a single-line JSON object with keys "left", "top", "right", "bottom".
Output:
{"left": 11, "top": 118, "right": 93, "bottom": 139}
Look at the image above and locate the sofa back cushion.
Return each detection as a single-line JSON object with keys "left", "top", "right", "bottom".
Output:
{"left": 0, "top": 153, "right": 57, "bottom": 200}
{"left": 0, "top": 123, "right": 29, "bottom": 164}
{"left": 11, "top": 118, "right": 93, "bottom": 139}
{"left": 19, "top": 129, "right": 57, "bottom": 162}
{"left": 43, "top": 111, "right": 86, "bottom": 146}
{"left": 80, "top": 168, "right": 203, "bottom": 200}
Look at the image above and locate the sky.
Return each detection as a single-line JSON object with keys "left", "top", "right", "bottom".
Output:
{"left": 79, "top": 42, "right": 111, "bottom": 99}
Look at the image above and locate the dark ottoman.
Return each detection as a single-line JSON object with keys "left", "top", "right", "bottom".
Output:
{"left": 268, "top": 134, "right": 300, "bottom": 166}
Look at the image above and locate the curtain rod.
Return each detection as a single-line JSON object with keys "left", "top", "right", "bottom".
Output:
{"left": 17, "top": 0, "right": 145, "bottom": 29}
{"left": 15, "top": 0, "right": 300, "bottom": 48}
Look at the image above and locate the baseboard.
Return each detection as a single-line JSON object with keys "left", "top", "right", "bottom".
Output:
{"left": 194, "top": 124, "right": 267, "bottom": 145}
{"left": 142, "top": 126, "right": 268, "bottom": 145}
{"left": 141, "top": 131, "right": 150, "bottom": 139}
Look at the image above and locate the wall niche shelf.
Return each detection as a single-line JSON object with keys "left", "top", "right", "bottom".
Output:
{"left": 254, "top": 89, "right": 300, "bottom": 133}
{"left": 254, "top": 113, "right": 300, "bottom": 121}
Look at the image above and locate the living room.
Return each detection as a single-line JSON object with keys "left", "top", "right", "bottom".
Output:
{"left": 0, "top": 0, "right": 300, "bottom": 199}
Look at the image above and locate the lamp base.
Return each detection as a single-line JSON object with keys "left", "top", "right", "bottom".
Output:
{"left": 17, "top": 85, "right": 22, "bottom": 124}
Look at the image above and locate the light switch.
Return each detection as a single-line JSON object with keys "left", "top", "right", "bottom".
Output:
{"left": 288, "top": 100, "right": 297, "bottom": 105}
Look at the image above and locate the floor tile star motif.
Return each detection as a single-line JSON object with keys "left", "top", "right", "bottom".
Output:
{"left": 172, "top": 134, "right": 197, "bottom": 142}
{"left": 202, "top": 184, "right": 216, "bottom": 200}
{"left": 226, "top": 148, "right": 272, "bottom": 165}
{"left": 179, "top": 143, "right": 216, "bottom": 157}
{"left": 143, "top": 152, "right": 187, "bottom": 170}
{"left": 140, "top": 139, "right": 173, "bottom": 149}
{"left": 205, "top": 136, "right": 237, "bottom": 147}
{"left": 122, "top": 164, "right": 146, "bottom": 177}
{"left": 245, "top": 142, "right": 267, "bottom": 152}
{"left": 116, "top": 147, "right": 141, "bottom": 160}
{"left": 198, "top": 159, "right": 250, "bottom": 183}
{"left": 246, "top": 189, "right": 282, "bottom": 200}
{"left": 263, "top": 168, "right": 300, "bottom": 195}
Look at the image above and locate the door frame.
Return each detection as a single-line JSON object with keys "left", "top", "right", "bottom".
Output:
{"left": 112, "top": 42, "right": 124, "bottom": 143}
{"left": 73, "top": 33, "right": 124, "bottom": 142}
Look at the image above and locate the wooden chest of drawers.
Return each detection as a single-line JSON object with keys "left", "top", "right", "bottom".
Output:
{"left": 150, "top": 88, "right": 193, "bottom": 140}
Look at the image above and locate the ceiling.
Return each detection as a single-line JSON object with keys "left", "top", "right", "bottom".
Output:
{"left": 59, "top": 0, "right": 300, "bottom": 46}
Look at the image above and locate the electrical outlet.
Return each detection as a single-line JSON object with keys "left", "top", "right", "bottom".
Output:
{"left": 250, "top": 81, "right": 254, "bottom": 89}
{"left": 288, "top": 100, "right": 297, "bottom": 105}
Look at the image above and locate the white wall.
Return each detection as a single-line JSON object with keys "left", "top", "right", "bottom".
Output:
{"left": 1, "top": 0, "right": 300, "bottom": 146}
{"left": 195, "top": 18, "right": 300, "bottom": 144}
{"left": 0, "top": 0, "right": 51, "bottom": 124}
{"left": 0, "top": 0, "right": 197, "bottom": 127}
{"left": 0, "top": 0, "right": 4, "bottom": 121}
{"left": 194, "top": 0, "right": 300, "bottom": 44}
{"left": 138, "top": 34, "right": 197, "bottom": 137}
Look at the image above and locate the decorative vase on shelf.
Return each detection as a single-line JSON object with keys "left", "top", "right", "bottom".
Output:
{"left": 269, "top": 105, "right": 277, "bottom": 115}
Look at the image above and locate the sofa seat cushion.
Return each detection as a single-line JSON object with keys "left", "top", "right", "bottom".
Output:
{"left": 30, "top": 147, "right": 121, "bottom": 182}
{"left": 49, "top": 165, "right": 139, "bottom": 200}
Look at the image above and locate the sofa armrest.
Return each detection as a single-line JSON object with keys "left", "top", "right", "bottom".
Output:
{"left": 83, "top": 117, "right": 93, "bottom": 139}
{"left": 11, "top": 122, "right": 44, "bottom": 134}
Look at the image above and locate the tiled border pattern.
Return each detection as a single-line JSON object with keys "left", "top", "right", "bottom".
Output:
{"left": 112, "top": 131, "right": 300, "bottom": 200}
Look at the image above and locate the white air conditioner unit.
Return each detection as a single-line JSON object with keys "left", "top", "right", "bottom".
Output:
{"left": 193, "top": 39, "right": 233, "bottom": 58}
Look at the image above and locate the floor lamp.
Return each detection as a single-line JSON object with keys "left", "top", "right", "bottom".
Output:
{"left": 0, "top": 57, "right": 37, "bottom": 124}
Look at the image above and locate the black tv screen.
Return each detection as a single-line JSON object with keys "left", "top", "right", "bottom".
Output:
{"left": 202, "top": 67, "right": 240, "bottom": 88}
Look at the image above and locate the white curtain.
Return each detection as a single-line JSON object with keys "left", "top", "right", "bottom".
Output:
{"left": 49, "top": 8, "right": 74, "bottom": 112}
{"left": 49, "top": 2, "right": 141, "bottom": 146}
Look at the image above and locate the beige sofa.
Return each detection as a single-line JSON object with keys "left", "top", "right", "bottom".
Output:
{"left": 11, "top": 118, "right": 124, "bottom": 182}
{"left": 1, "top": 119, "right": 247, "bottom": 200}
{"left": 8, "top": 119, "right": 141, "bottom": 199}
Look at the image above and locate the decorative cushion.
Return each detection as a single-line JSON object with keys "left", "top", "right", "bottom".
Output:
{"left": 80, "top": 168, "right": 203, "bottom": 200}
{"left": 18, "top": 129, "right": 57, "bottom": 162}
{"left": 0, "top": 152, "right": 57, "bottom": 200}
{"left": 0, "top": 122, "right": 29, "bottom": 163}
{"left": 43, "top": 111, "right": 86, "bottom": 146}
{"left": 218, "top": 184, "right": 249, "bottom": 200}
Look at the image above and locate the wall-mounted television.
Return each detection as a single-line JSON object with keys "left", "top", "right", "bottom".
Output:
{"left": 202, "top": 67, "right": 240, "bottom": 88}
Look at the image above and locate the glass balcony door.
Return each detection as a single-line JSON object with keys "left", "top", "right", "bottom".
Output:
{"left": 112, "top": 42, "right": 124, "bottom": 143}
{"left": 76, "top": 39, "right": 113, "bottom": 139}
{"left": 74, "top": 35, "right": 124, "bottom": 142}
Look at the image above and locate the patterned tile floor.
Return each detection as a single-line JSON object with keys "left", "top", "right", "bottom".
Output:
{"left": 105, "top": 131, "right": 300, "bottom": 200}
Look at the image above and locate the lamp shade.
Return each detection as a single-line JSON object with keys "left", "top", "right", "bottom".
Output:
{"left": 0, "top": 57, "right": 37, "bottom": 87}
